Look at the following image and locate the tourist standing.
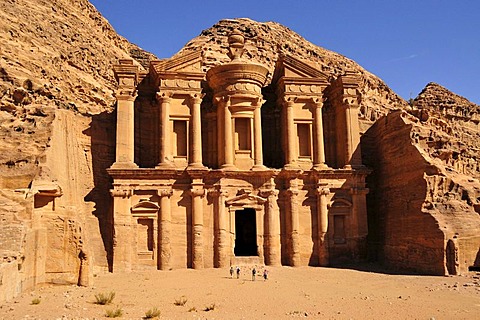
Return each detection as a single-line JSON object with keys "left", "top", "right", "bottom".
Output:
{"left": 263, "top": 269, "right": 268, "bottom": 281}
{"left": 236, "top": 266, "right": 241, "bottom": 279}
{"left": 230, "top": 266, "right": 234, "bottom": 278}
{"left": 252, "top": 267, "right": 256, "bottom": 281}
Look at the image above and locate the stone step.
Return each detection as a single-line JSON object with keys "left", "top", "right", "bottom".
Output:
{"left": 231, "top": 256, "right": 264, "bottom": 266}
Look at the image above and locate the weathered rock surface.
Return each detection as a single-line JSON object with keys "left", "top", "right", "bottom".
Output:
{"left": 0, "top": 0, "right": 478, "bottom": 302}
{"left": 0, "top": 0, "right": 154, "bottom": 301}
{"left": 363, "top": 83, "right": 480, "bottom": 274}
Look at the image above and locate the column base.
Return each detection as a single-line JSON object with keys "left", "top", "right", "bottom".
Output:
{"left": 187, "top": 162, "right": 207, "bottom": 169}
{"left": 110, "top": 162, "right": 138, "bottom": 169}
{"left": 313, "top": 163, "right": 329, "bottom": 170}
{"left": 283, "top": 163, "right": 301, "bottom": 170}
{"left": 155, "top": 162, "right": 174, "bottom": 169}
{"left": 220, "top": 164, "right": 237, "bottom": 171}
{"left": 251, "top": 164, "right": 267, "bottom": 171}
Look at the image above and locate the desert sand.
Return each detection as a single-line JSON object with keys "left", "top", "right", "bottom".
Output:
{"left": 0, "top": 266, "right": 479, "bottom": 320}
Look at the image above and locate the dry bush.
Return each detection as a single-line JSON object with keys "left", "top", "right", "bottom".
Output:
{"left": 144, "top": 307, "right": 161, "bottom": 319}
{"left": 31, "top": 298, "right": 41, "bottom": 305}
{"left": 95, "top": 291, "right": 115, "bottom": 305}
{"left": 204, "top": 303, "right": 216, "bottom": 311}
{"left": 174, "top": 296, "right": 187, "bottom": 306}
{"left": 105, "top": 307, "right": 123, "bottom": 318}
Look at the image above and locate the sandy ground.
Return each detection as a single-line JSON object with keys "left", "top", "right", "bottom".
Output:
{"left": 1, "top": 266, "right": 479, "bottom": 320}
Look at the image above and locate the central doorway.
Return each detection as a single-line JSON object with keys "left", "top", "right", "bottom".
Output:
{"left": 234, "top": 208, "right": 257, "bottom": 256}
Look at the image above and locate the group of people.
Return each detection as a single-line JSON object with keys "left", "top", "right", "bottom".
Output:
{"left": 230, "top": 266, "right": 268, "bottom": 281}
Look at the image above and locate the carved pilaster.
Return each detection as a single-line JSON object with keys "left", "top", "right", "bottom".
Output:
{"left": 190, "top": 182, "right": 205, "bottom": 269}
{"left": 316, "top": 186, "right": 332, "bottom": 266}
{"left": 156, "top": 91, "right": 174, "bottom": 167}
{"left": 188, "top": 93, "right": 205, "bottom": 168}
{"left": 260, "top": 188, "right": 281, "bottom": 266}
{"left": 311, "top": 97, "right": 328, "bottom": 170}
{"left": 283, "top": 96, "right": 299, "bottom": 169}
{"left": 157, "top": 188, "right": 173, "bottom": 270}
{"left": 110, "top": 188, "right": 133, "bottom": 272}
{"left": 286, "top": 181, "right": 301, "bottom": 266}
{"left": 210, "top": 187, "right": 230, "bottom": 267}
{"left": 111, "top": 60, "right": 139, "bottom": 169}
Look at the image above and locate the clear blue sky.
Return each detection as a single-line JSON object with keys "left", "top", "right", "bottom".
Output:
{"left": 90, "top": 0, "right": 480, "bottom": 104}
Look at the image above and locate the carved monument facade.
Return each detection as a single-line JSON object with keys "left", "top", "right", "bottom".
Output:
{"left": 108, "top": 31, "right": 370, "bottom": 271}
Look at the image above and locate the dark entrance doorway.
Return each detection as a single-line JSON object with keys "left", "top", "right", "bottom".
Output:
{"left": 234, "top": 208, "right": 257, "bottom": 256}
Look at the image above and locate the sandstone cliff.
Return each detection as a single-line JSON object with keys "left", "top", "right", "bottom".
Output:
{"left": 363, "top": 83, "right": 480, "bottom": 274}
{"left": 0, "top": 0, "right": 155, "bottom": 300}
{"left": 0, "top": 0, "right": 478, "bottom": 302}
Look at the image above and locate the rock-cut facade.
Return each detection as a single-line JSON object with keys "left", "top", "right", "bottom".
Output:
{"left": 108, "top": 30, "right": 370, "bottom": 271}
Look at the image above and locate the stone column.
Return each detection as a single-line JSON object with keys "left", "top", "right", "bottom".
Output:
{"left": 350, "top": 187, "right": 369, "bottom": 250}
{"left": 112, "top": 60, "right": 138, "bottom": 169}
{"left": 343, "top": 91, "right": 362, "bottom": 168}
{"left": 223, "top": 98, "right": 235, "bottom": 169}
{"left": 157, "top": 188, "right": 173, "bottom": 270}
{"left": 213, "top": 188, "right": 229, "bottom": 268}
{"left": 312, "top": 98, "right": 327, "bottom": 169}
{"left": 261, "top": 188, "right": 281, "bottom": 266}
{"left": 287, "top": 180, "right": 301, "bottom": 266}
{"left": 111, "top": 189, "right": 133, "bottom": 272}
{"left": 188, "top": 93, "right": 204, "bottom": 167}
{"left": 252, "top": 99, "right": 266, "bottom": 170}
{"left": 157, "top": 92, "right": 173, "bottom": 167}
{"left": 190, "top": 181, "right": 205, "bottom": 269}
{"left": 284, "top": 97, "right": 297, "bottom": 168}
{"left": 316, "top": 186, "right": 330, "bottom": 266}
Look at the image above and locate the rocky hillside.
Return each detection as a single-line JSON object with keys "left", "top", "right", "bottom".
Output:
{"left": 0, "top": 0, "right": 154, "bottom": 301}
{"left": 0, "top": 0, "right": 155, "bottom": 187}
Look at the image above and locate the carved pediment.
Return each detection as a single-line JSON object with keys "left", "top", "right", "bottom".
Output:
{"left": 226, "top": 193, "right": 266, "bottom": 206}
{"left": 273, "top": 54, "right": 329, "bottom": 82}
{"left": 151, "top": 51, "right": 203, "bottom": 75}
{"left": 150, "top": 51, "right": 204, "bottom": 91}
{"left": 131, "top": 200, "right": 159, "bottom": 216}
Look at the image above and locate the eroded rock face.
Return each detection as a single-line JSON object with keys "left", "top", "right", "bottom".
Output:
{"left": 0, "top": 0, "right": 154, "bottom": 300}
{"left": 363, "top": 84, "right": 480, "bottom": 274}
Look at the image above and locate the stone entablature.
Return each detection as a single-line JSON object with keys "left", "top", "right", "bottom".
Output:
{"left": 108, "top": 30, "right": 369, "bottom": 271}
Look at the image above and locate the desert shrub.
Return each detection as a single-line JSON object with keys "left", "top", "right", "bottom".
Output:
{"left": 144, "top": 307, "right": 161, "bottom": 319}
{"left": 31, "top": 298, "right": 41, "bottom": 305}
{"left": 174, "top": 296, "right": 187, "bottom": 306}
{"left": 188, "top": 307, "right": 197, "bottom": 312}
{"left": 95, "top": 291, "right": 115, "bottom": 305}
{"left": 203, "top": 303, "right": 216, "bottom": 311}
{"left": 105, "top": 307, "right": 123, "bottom": 318}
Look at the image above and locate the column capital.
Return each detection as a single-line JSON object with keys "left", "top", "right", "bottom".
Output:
{"left": 285, "top": 188, "right": 299, "bottom": 197}
{"left": 116, "top": 90, "right": 137, "bottom": 101}
{"left": 316, "top": 187, "right": 330, "bottom": 196}
{"left": 209, "top": 187, "right": 229, "bottom": 198}
{"left": 282, "top": 95, "right": 298, "bottom": 107}
{"left": 310, "top": 97, "right": 324, "bottom": 108}
{"left": 190, "top": 188, "right": 205, "bottom": 198}
{"left": 156, "top": 91, "right": 174, "bottom": 103}
{"left": 213, "top": 95, "right": 231, "bottom": 106}
{"left": 188, "top": 92, "right": 205, "bottom": 105}
{"left": 260, "top": 189, "right": 279, "bottom": 198}
{"left": 110, "top": 189, "right": 132, "bottom": 198}
{"left": 157, "top": 188, "right": 173, "bottom": 198}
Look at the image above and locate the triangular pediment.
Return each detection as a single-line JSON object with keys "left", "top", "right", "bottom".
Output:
{"left": 226, "top": 193, "right": 266, "bottom": 206}
{"left": 274, "top": 54, "right": 329, "bottom": 83}
{"left": 150, "top": 51, "right": 203, "bottom": 75}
